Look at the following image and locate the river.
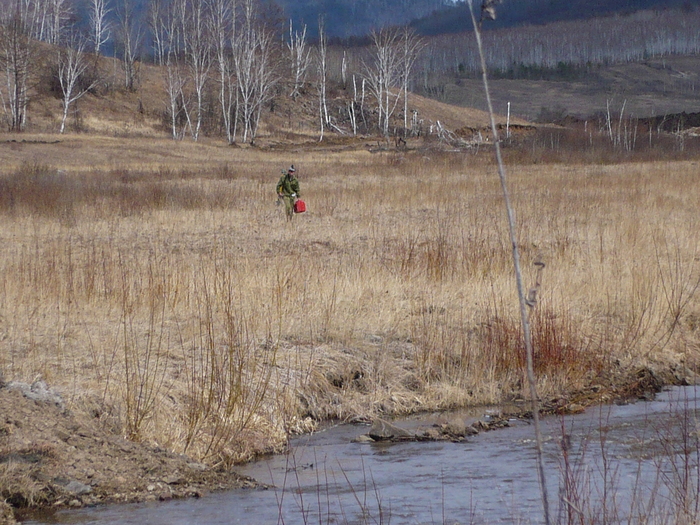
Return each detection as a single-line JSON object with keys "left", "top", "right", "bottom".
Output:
{"left": 25, "top": 385, "right": 700, "bottom": 524}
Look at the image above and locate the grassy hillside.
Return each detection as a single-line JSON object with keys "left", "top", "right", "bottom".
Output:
{"left": 426, "top": 55, "right": 700, "bottom": 122}
{"left": 19, "top": 49, "right": 525, "bottom": 147}
{"left": 12, "top": 0, "right": 699, "bottom": 141}
{"left": 411, "top": 5, "right": 700, "bottom": 121}
{"left": 21, "top": 44, "right": 700, "bottom": 149}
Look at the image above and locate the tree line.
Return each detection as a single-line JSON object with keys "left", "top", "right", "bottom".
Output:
{"left": 0, "top": 0, "right": 427, "bottom": 142}
{"left": 1, "top": 0, "right": 697, "bottom": 140}
{"left": 417, "top": 7, "right": 700, "bottom": 81}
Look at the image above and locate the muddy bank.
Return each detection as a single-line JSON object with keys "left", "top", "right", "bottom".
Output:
{"left": 0, "top": 364, "right": 693, "bottom": 524}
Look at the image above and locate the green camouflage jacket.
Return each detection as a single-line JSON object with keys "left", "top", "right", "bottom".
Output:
{"left": 276, "top": 174, "right": 300, "bottom": 197}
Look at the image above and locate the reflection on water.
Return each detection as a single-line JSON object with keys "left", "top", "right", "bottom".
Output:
{"left": 25, "top": 386, "right": 700, "bottom": 525}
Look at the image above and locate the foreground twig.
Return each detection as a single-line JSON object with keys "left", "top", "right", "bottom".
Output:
{"left": 466, "top": 2, "right": 551, "bottom": 523}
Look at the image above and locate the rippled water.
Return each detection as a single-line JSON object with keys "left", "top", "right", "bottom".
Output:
{"left": 26, "top": 386, "right": 700, "bottom": 525}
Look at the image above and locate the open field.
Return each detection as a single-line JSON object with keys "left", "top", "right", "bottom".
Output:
{"left": 1, "top": 136, "right": 699, "bottom": 474}
{"left": 1, "top": 7, "right": 699, "bottom": 519}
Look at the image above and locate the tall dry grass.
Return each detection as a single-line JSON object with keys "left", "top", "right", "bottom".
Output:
{"left": 0, "top": 148, "right": 699, "bottom": 465}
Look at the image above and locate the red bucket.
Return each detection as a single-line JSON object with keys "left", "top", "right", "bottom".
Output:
{"left": 294, "top": 199, "right": 306, "bottom": 213}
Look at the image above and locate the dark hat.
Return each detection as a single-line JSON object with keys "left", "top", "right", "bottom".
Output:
{"left": 288, "top": 165, "right": 296, "bottom": 172}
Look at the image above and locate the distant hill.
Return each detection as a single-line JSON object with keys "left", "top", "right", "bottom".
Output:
{"left": 410, "top": 0, "right": 700, "bottom": 35}
{"left": 272, "top": 0, "right": 447, "bottom": 38}
{"left": 415, "top": 54, "right": 700, "bottom": 122}
{"left": 270, "top": 0, "right": 700, "bottom": 39}
{"left": 77, "top": 0, "right": 700, "bottom": 55}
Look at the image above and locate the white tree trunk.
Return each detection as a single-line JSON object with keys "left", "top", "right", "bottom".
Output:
{"left": 0, "top": 11, "right": 35, "bottom": 131}
{"left": 90, "top": 0, "right": 111, "bottom": 55}
{"left": 288, "top": 19, "right": 310, "bottom": 99}
{"left": 57, "top": 37, "right": 99, "bottom": 133}
{"left": 316, "top": 17, "right": 329, "bottom": 141}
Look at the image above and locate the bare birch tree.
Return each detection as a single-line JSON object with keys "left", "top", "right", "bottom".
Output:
{"left": 234, "top": 0, "right": 277, "bottom": 144}
{"left": 362, "top": 26, "right": 423, "bottom": 137}
{"left": 56, "top": 35, "right": 100, "bottom": 133}
{"left": 365, "top": 27, "right": 402, "bottom": 137}
{"left": 341, "top": 50, "right": 347, "bottom": 89}
{"left": 89, "top": 0, "right": 112, "bottom": 54}
{"left": 210, "top": 0, "right": 237, "bottom": 143}
{"left": 248, "top": 26, "right": 277, "bottom": 144}
{"left": 181, "top": 0, "right": 211, "bottom": 141}
{"left": 148, "top": 0, "right": 166, "bottom": 65}
{"left": 0, "top": 7, "right": 36, "bottom": 131}
{"left": 23, "top": 0, "right": 50, "bottom": 42}
{"left": 47, "top": 0, "right": 71, "bottom": 44}
{"left": 11, "top": 0, "right": 66, "bottom": 44}
{"left": 316, "top": 16, "right": 328, "bottom": 140}
{"left": 399, "top": 27, "right": 424, "bottom": 132}
{"left": 115, "top": 0, "right": 142, "bottom": 91}
{"left": 232, "top": 0, "right": 253, "bottom": 143}
{"left": 149, "top": 0, "right": 188, "bottom": 139}
{"left": 287, "top": 19, "right": 310, "bottom": 98}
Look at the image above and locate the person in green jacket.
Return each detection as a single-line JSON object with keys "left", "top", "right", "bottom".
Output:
{"left": 276, "top": 165, "right": 300, "bottom": 220}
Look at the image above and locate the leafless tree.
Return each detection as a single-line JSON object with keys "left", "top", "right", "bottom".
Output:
{"left": 287, "top": 19, "right": 310, "bottom": 98}
{"left": 0, "top": 6, "right": 37, "bottom": 131}
{"left": 8, "top": 0, "right": 66, "bottom": 44}
{"left": 148, "top": 0, "right": 166, "bottom": 65}
{"left": 234, "top": 0, "right": 277, "bottom": 144}
{"left": 56, "top": 34, "right": 100, "bottom": 133}
{"left": 210, "top": 0, "right": 236, "bottom": 144}
{"left": 150, "top": 0, "right": 282, "bottom": 144}
{"left": 47, "top": 0, "right": 71, "bottom": 44}
{"left": 23, "top": 0, "right": 50, "bottom": 42}
{"left": 89, "top": 0, "right": 112, "bottom": 54}
{"left": 340, "top": 50, "right": 347, "bottom": 89}
{"left": 315, "top": 16, "right": 328, "bottom": 140}
{"left": 361, "top": 26, "right": 423, "bottom": 137}
{"left": 399, "top": 26, "right": 424, "bottom": 132}
{"left": 181, "top": 0, "right": 211, "bottom": 141}
{"left": 115, "top": 0, "right": 143, "bottom": 91}
{"left": 365, "top": 27, "right": 402, "bottom": 136}
{"left": 149, "top": 0, "right": 188, "bottom": 139}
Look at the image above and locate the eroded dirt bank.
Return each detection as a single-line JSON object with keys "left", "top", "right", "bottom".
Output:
{"left": 0, "top": 364, "right": 694, "bottom": 524}
{"left": 0, "top": 381, "right": 257, "bottom": 525}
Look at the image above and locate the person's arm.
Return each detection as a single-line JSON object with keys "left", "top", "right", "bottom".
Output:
{"left": 292, "top": 179, "right": 300, "bottom": 197}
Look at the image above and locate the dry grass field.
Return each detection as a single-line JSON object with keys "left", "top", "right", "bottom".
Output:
{"left": 1, "top": 133, "right": 699, "bottom": 467}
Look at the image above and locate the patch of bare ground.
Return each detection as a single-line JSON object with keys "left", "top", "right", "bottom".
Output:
{"left": 0, "top": 380, "right": 257, "bottom": 524}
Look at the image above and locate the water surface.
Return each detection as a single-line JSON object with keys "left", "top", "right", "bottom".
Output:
{"left": 26, "top": 386, "right": 700, "bottom": 524}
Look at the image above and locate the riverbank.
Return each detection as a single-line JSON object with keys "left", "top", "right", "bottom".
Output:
{"left": 2, "top": 361, "right": 694, "bottom": 524}
{"left": 0, "top": 379, "right": 258, "bottom": 525}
